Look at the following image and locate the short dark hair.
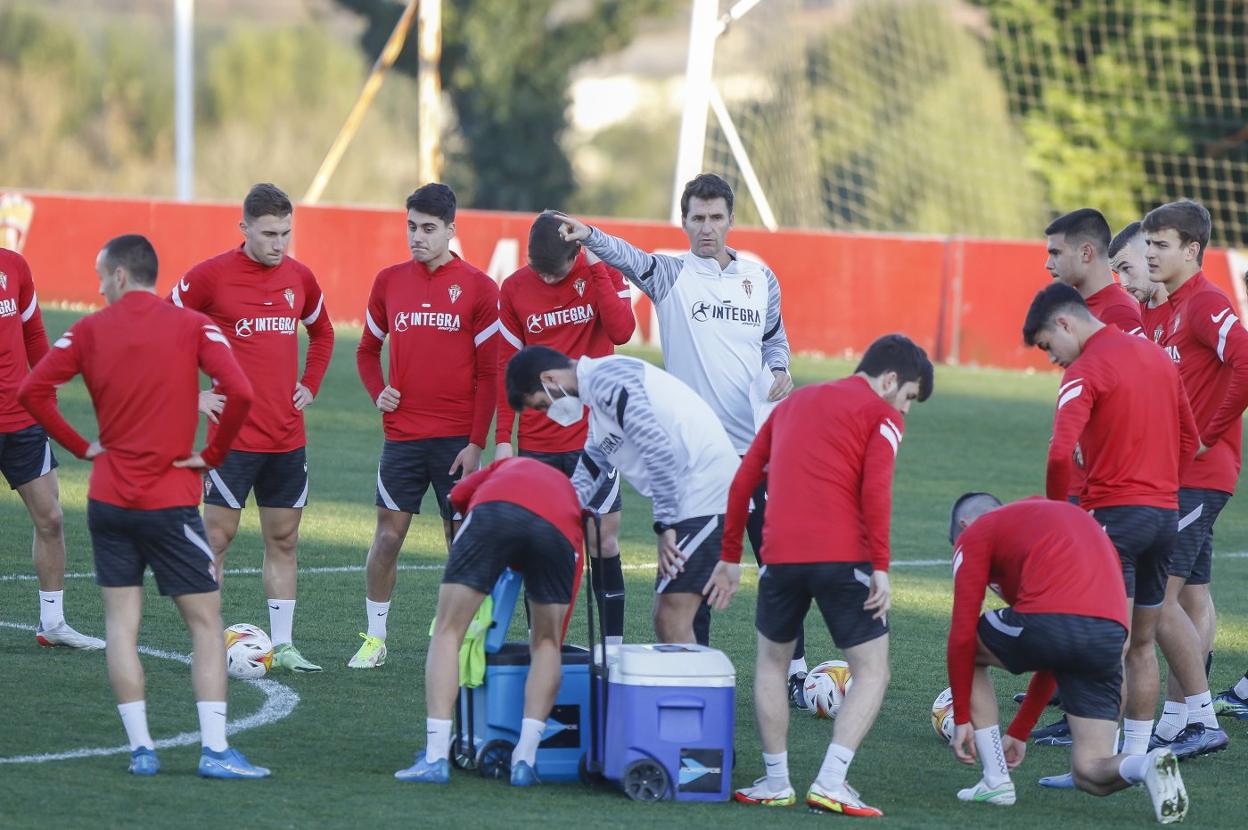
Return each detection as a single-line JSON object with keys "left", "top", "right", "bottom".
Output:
{"left": 1022, "top": 282, "right": 1093, "bottom": 346}
{"left": 1141, "top": 199, "right": 1211, "bottom": 264}
{"left": 949, "top": 492, "right": 1002, "bottom": 544}
{"left": 854, "top": 334, "right": 934, "bottom": 402}
{"left": 528, "top": 211, "right": 579, "bottom": 277}
{"left": 1044, "top": 208, "right": 1111, "bottom": 257}
{"left": 101, "top": 234, "right": 158, "bottom": 286}
{"left": 1108, "top": 220, "right": 1142, "bottom": 259}
{"left": 243, "top": 183, "right": 292, "bottom": 221}
{"left": 680, "top": 173, "right": 734, "bottom": 219}
{"left": 406, "top": 183, "right": 457, "bottom": 224}
{"left": 505, "top": 345, "right": 574, "bottom": 412}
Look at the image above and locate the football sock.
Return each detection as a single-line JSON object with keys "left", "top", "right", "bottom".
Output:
{"left": 590, "top": 556, "right": 626, "bottom": 642}
{"left": 1155, "top": 702, "right": 1186, "bottom": 741}
{"left": 38, "top": 590, "right": 64, "bottom": 630}
{"left": 197, "top": 701, "right": 228, "bottom": 752}
{"left": 793, "top": 629, "right": 806, "bottom": 662}
{"left": 789, "top": 657, "right": 809, "bottom": 678}
{"left": 974, "top": 726, "right": 1011, "bottom": 788}
{"left": 1206, "top": 651, "right": 1213, "bottom": 680}
{"left": 512, "top": 718, "right": 544, "bottom": 768}
{"left": 1123, "top": 719, "right": 1153, "bottom": 755}
{"left": 814, "top": 743, "right": 854, "bottom": 791}
{"left": 366, "top": 598, "right": 390, "bottom": 640}
{"left": 1233, "top": 673, "right": 1248, "bottom": 700}
{"left": 117, "top": 701, "right": 154, "bottom": 751}
{"left": 268, "top": 599, "right": 295, "bottom": 646}
{"left": 1118, "top": 753, "right": 1149, "bottom": 785}
{"left": 763, "top": 751, "right": 791, "bottom": 793}
{"left": 425, "top": 718, "right": 453, "bottom": 763}
{"left": 1185, "top": 691, "right": 1218, "bottom": 729}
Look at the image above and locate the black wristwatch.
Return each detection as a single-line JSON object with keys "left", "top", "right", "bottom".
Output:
{"left": 653, "top": 521, "right": 672, "bottom": 535}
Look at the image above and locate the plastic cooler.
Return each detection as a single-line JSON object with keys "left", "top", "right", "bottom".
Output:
{"left": 454, "top": 642, "right": 590, "bottom": 781}
{"left": 597, "top": 644, "right": 735, "bottom": 801}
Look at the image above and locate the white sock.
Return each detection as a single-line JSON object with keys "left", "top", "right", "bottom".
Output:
{"left": 815, "top": 743, "right": 854, "bottom": 791}
{"left": 1234, "top": 674, "right": 1248, "bottom": 700}
{"left": 605, "top": 635, "right": 623, "bottom": 647}
{"left": 366, "top": 598, "right": 390, "bottom": 640}
{"left": 511, "top": 718, "right": 545, "bottom": 768}
{"left": 197, "top": 701, "right": 228, "bottom": 752}
{"left": 1185, "top": 691, "right": 1217, "bottom": 728}
{"left": 1155, "top": 701, "right": 1186, "bottom": 740}
{"left": 39, "top": 590, "right": 64, "bottom": 630}
{"left": 1118, "top": 753, "right": 1149, "bottom": 785}
{"left": 267, "top": 599, "right": 295, "bottom": 646}
{"left": 789, "top": 657, "right": 809, "bottom": 677}
{"left": 117, "top": 701, "right": 154, "bottom": 751}
{"left": 1122, "top": 719, "right": 1153, "bottom": 755}
{"left": 974, "top": 726, "right": 1011, "bottom": 788}
{"left": 425, "top": 718, "right": 453, "bottom": 763}
{"left": 763, "top": 751, "right": 791, "bottom": 793}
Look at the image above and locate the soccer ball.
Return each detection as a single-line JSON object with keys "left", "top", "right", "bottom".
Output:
{"left": 931, "top": 687, "right": 955, "bottom": 744}
{"left": 804, "top": 660, "right": 853, "bottom": 719}
{"left": 225, "top": 623, "right": 273, "bottom": 679}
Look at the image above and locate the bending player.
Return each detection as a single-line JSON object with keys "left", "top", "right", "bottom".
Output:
{"left": 0, "top": 246, "right": 102, "bottom": 649}
{"left": 704, "top": 334, "right": 933, "bottom": 817}
{"left": 349, "top": 183, "right": 499, "bottom": 668}
{"left": 494, "top": 212, "right": 634, "bottom": 649}
{"left": 173, "top": 183, "right": 335, "bottom": 672}
{"left": 20, "top": 235, "right": 268, "bottom": 778}
{"left": 506, "top": 345, "right": 738, "bottom": 644}
{"left": 394, "top": 456, "right": 582, "bottom": 787}
{"left": 946, "top": 494, "right": 1186, "bottom": 824}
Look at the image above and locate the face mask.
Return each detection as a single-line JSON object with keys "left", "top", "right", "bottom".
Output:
{"left": 543, "top": 382, "right": 583, "bottom": 427}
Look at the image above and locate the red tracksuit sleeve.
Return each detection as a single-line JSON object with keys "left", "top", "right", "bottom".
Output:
{"left": 17, "top": 324, "right": 90, "bottom": 459}
{"left": 591, "top": 263, "right": 636, "bottom": 345}
{"left": 860, "top": 417, "right": 902, "bottom": 572}
{"left": 1007, "top": 671, "right": 1058, "bottom": 741}
{"left": 1191, "top": 296, "right": 1248, "bottom": 446}
{"left": 494, "top": 279, "right": 524, "bottom": 446}
{"left": 356, "top": 276, "right": 389, "bottom": 403}
{"left": 468, "top": 279, "right": 500, "bottom": 448}
{"left": 947, "top": 535, "right": 992, "bottom": 725}
{"left": 449, "top": 459, "right": 499, "bottom": 513}
{"left": 298, "top": 271, "right": 334, "bottom": 397}
{"left": 18, "top": 266, "right": 49, "bottom": 366}
{"left": 196, "top": 323, "right": 254, "bottom": 469}
{"left": 1046, "top": 370, "right": 1095, "bottom": 500}
{"left": 722, "top": 416, "right": 772, "bottom": 564}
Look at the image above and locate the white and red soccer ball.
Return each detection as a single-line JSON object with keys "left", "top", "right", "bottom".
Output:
{"left": 804, "top": 660, "right": 853, "bottom": 719}
{"left": 224, "top": 623, "right": 273, "bottom": 679}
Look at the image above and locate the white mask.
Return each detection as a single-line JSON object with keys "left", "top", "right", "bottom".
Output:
{"left": 543, "top": 381, "right": 583, "bottom": 427}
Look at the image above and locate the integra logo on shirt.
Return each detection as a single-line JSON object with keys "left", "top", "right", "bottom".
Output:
{"left": 1165, "top": 344, "right": 1181, "bottom": 364}
{"left": 393, "top": 310, "right": 462, "bottom": 333}
{"left": 0, "top": 298, "right": 16, "bottom": 317}
{"left": 234, "top": 316, "right": 297, "bottom": 337}
{"left": 690, "top": 300, "right": 761, "bottom": 326}
{"left": 526, "top": 304, "right": 595, "bottom": 334}
{"left": 597, "top": 432, "right": 624, "bottom": 457}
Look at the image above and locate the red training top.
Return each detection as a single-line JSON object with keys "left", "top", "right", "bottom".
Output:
{"left": 19, "top": 292, "right": 253, "bottom": 509}
{"left": 946, "top": 498, "right": 1128, "bottom": 735}
{"left": 172, "top": 246, "right": 334, "bottom": 453}
{"left": 0, "top": 249, "right": 49, "bottom": 432}
{"left": 1046, "top": 326, "right": 1197, "bottom": 509}
{"left": 449, "top": 456, "right": 584, "bottom": 553}
{"left": 357, "top": 254, "right": 498, "bottom": 446}
{"left": 495, "top": 253, "right": 635, "bottom": 453}
{"left": 1142, "top": 300, "right": 1172, "bottom": 345}
{"left": 722, "top": 376, "right": 904, "bottom": 571}
{"left": 1157, "top": 272, "right": 1248, "bottom": 493}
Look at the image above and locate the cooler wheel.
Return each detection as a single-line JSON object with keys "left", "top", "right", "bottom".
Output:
{"left": 622, "top": 758, "right": 669, "bottom": 802}
{"left": 478, "top": 739, "right": 514, "bottom": 780}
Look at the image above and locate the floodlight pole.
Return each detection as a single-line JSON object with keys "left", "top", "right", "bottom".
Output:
{"left": 670, "top": 0, "right": 718, "bottom": 225}
{"left": 418, "top": 0, "right": 443, "bottom": 183}
{"left": 174, "top": 0, "right": 194, "bottom": 201}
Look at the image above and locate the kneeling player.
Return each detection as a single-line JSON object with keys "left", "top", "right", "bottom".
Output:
{"left": 20, "top": 235, "right": 268, "bottom": 778}
{"left": 946, "top": 494, "right": 1186, "bottom": 824}
{"left": 704, "top": 334, "right": 933, "bottom": 817}
{"left": 395, "top": 457, "right": 583, "bottom": 787}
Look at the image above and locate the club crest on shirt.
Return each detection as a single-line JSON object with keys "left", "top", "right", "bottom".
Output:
{"left": 448, "top": 284, "right": 462, "bottom": 304}
{"left": 283, "top": 288, "right": 295, "bottom": 309}
{"left": 1153, "top": 325, "right": 1164, "bottom": 343}
{"left": 574, "top": 278, "right": 586, "bottom": 297}
{"left": 0, "top": 272, "right": 7, "bottom": 292}
{"left": 741, "top": 278, "right": 752, "bottom": 299}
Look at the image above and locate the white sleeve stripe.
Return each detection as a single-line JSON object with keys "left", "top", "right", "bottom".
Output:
{"left": 616, "top": 289, "right": 632, "bottom": 299}
{"left": 881, "top": 418, "right": 902, "bottom": 446}
{"left": 1216, "top": 314, "right": 1239, "bottom": 362}
{"left": 474, "top": 320, "right": 499, "bottom": 347}
{"left": 878, "top": 422, "right": 899, "bottom": 456}
{"left": 365, "top": 309, "right": 386, "bottom": 341}
{"left": 20, "top": 292, "right": 38, "bottom": 322}
{"left": 498, "top": 321, "right": 524, "bottom": 350}
{"left": 1057, "top": 384, "right": 1084, "bottom": 410}
{"left": 53, "top": 336, "right": 72, "bottom": 349}
{"left": 1057, "top": 377, "right": 1082, "bottom": 397}
{"left": 301, "top": 294, "right": 324, "bottom": 325}
{"left": 171, "top": 286, "right": 184, "bottom": 308}
{"left": 204, "top": 331, "right": 230, "bottom": 347}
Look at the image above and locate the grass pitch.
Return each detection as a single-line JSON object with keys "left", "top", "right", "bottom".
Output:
{"left": 1, "top": 308, "right": 1245, "bottom": 829}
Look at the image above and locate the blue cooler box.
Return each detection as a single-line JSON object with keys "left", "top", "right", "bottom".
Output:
{"left": 455, "top": 642, "right": 590, "bottom": 782}
{"left": 600, "top": 644, "right": 735, "bottom": 802}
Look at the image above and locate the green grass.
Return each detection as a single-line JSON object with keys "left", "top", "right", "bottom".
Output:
{"left": 1, "top": 308, "right": 1245, "bottom": 829}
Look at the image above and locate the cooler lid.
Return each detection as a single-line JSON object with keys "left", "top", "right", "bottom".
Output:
{"left": 609, "top": 644, "right": 735, "bottom": 686}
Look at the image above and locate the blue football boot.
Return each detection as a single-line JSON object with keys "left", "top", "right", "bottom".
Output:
{"left": 394, "top": 751, "right": 451, "bottom": 783}
{"left": 198, "top": 747, "right": 271, "bottom": 779}
{"left": 510, "top": 760, "right": 540, "bottom": 787}
{"left": 128, "top": 747, "right": 160, "bottom": 777}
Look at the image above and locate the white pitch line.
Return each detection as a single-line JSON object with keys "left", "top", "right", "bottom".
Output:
{"left": 0, "top": 620, "right": 299, "bottom": 766}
